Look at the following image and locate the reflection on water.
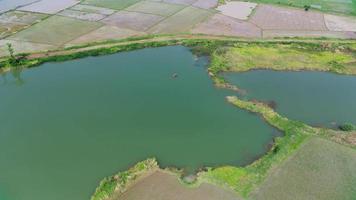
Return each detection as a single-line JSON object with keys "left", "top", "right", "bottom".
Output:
{"left": 0, "top": 67, "right": 24, "bottom": 86}
{"left": 224, "top": 70, "right": 356, "bottom": 127}
{"left": 0, "top": 46, "right": 278, "bottom": 200}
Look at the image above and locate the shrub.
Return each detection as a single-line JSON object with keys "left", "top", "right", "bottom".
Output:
{"left": 339, "top": 123, "right": 355, "bottom": 132}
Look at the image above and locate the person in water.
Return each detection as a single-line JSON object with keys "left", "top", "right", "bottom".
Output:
{"left": 172, "top": 73, "right": 178, "bottom": 78}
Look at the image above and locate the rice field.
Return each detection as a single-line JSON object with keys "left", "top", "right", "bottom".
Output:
{"left": 148, "top": 6, "right": 215, "bottom": 34}
{"left": 251, "top": 137, "right": 356, "bottom": 200}
{"left": 81, "top": 0, "right": 141, "bottom": 10}
{"left": 8, "top": 15, "right": 102, "bottom": 45}
{"left": 247, "top": 0, "right": 356, "bottom": 16}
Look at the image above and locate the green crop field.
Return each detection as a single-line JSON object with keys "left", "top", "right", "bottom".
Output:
{"left": 251, "top": 137, "right": 356, "bottom": 200}
{"left": 247, "top": 0, "right": 356, "bottom": 16}
{"left": 8, "top": 16, "right": 102, "bottom": 46}
{"left": 81, "top": 0, "right": 142, "bottom": 10}
{"left": 148, "top": 6, "right": 215, "bottom": 34}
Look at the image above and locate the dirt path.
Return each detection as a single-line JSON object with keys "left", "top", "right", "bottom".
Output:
{"left": 24, "top": 34, "right": 355, "bottom": 61}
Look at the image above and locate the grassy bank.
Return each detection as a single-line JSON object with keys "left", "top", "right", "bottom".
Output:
{"left": 210, "top": 43, "right": 356, "bottom": 75}
{"left": 251, "top": 137, "right": 356, "bottom": 200}
{"left": 198, "top": 96, "right": 313, "bottom": 197}
{"left": 206, "top": 42, "right": 356, "bottom": 92}
{"left": 199, "top": 96, "right": 356, "bottom": 197}
{"left": 91, "top": 158, "right": 158, "bottom": 200}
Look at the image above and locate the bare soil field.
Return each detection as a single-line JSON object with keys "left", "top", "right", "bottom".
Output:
{"left": 216, "top": 1, "right": 257, "bottom": 20}
{"left": 262, "top": 30, "right": 356, "bottom": 39}
{"left": 163, "top": 0, "right": 197, "bottom": 6}
{"left": 67, "top": 25, "right": 145, "bottom": 46}
{"left": 70, "top": 4, "right": 116, "bottom": 15}
{"left": 118, "top": 171, "right": 242, "bottom": 200}
{"left": 192, "top": 14, "right": 262, "bottom": 37}
{"left": 58, "top": 9, "right": 107, "bottom": 21}
{"left": 148, "top": 6, "right": 214, "bottom": 34}
{"left": 192, "top": 0, "right": 218, "bottom": 9}
{"left": 250, "top": 5, "right": 327, "bottom": 31}
{"left": 324, "top": 14, "right": 356, "bottom": 31}
{"left": 251, "top": 137, "right": 356, "bottom": 200}
{"left": 126, "top": 1, "right": 185, "bottom": 17}
{"left": 0, "top": 39, "right": 55, "bottom": 57}
{"left": 102, "top": 11, "right": 163, "bottom": 32}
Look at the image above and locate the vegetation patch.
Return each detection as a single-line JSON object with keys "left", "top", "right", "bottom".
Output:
{"left": 251, "top": 137, "right": 356, "bottom": 200}
{"left": 81, "top": 0, "right": 142, "bottom": 10}
{"left": 248, "top": 0, "right": 356, "bottom": 16}
{"left": 339, "top": 123, "right": 356, "bottom": 132}
{"left": 8, "top": 15, "right": 102, "bottom": 45}
{"left": 198, "top": 96, "right": 312, "bottom": 197}
{"left": 210, "top": 43, "right": 356, "bottom": 75}
{"left": 91, "top": 158, "right": 158, "bottom": 200}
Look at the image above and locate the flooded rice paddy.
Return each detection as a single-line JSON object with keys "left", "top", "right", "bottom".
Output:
{"left": 0, "top": 46, "right": 278, "bottom": 200}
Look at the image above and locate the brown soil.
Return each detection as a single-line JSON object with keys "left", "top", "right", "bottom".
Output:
{"left": 117, "top": 170, "right": 242, "bottom": 200}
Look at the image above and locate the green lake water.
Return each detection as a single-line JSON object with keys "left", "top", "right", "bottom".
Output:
{"left": 224, "top": 70, "right": 356, "bottom": 127}
{"left": 0, "top": 46, "right": 278, "bottom": 200}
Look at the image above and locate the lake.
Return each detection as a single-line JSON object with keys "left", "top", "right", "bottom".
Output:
{"left": 0, "top": 46, "right": 278, "bottom": 200}
{"left": 224, "top": 70, "right": 356, "bottom": 127}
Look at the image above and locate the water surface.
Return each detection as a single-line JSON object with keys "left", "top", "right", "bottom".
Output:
{"left": 0, "top": 46, "right": 278, "bottom": 200}
{"left": 224, "top": 70, "right": 356, "bottom": 127}
{"left": 0, "top": 0, "right": 37, "bottom": 13}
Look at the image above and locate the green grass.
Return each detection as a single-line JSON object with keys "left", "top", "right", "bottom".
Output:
{"left": 81, "top": 0, "right": 142, "bottom": 10}
{"left": 199, "top": 96, "right": 314, "bottom": 197}
{"left": 91, "top": 158, "right": 158, "bottom": 200}
{"left": 247, "top": 0, "right": 356, "bottom": 16}
{"left": 210, "top": 43, "right": 356, "bottom": 75}
{"left": 251, "top": 137, "right": 356, "bottom": 200}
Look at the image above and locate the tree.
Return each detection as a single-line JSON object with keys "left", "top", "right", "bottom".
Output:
{"left": 6, "top": 43, "right": 16, "bottom": 64}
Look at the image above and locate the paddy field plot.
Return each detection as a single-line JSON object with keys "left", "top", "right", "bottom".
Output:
{"left": 148, "top": 6, "right": 214, "bottom": 34}
{"left": 18, "top": 0, "right": 80, "bottom": 14}
{"left": 0, "top": 39, "right": 56, "bottom": 57}
{"left": 102, "top": 11, "right": 163, "bottom": 31}
{"left": 58, "top": 9, "right": 106, "bottom": 21}
{"left": 163, "top": 0, "right": 197, "bottom": 6}
{"left": 250, "top": 5, "right": 327, "bottom": 31}
{"left": 0, "top": 22, "right": 28, "bottom": 39}
{"left": 192, "top": 14, "right": 262, "bottom": 37}
{"left": 0, "top": 11, "right": 48, "bottom": 39}
{"left": 192, "top": 0, "right": 218, "bottom": 9}
{"left": 67, "top": 25, "right": 145, "bottom": 46}
{"left": 81, "top": 0, "right": 141, "bottom": 10}
{"left": 70, "top": 4, "right": 116, "bottom": 15}
{"left": 0, "top": 11, "right": 47, "bottom": 25}
{"left": 324, "top": 14, "right": 356, "bottom": 31}
{"left": 248, "top": 0, "right": 356, "bottom": 16}
{"left": 216, "top": 1, "right": 257, "bottom": 20}
{"left": 8, "top": 15, "right": 102, "bottom": 45}
{"left": 125, "top": 1, "right": 185, "bottom": 17}
{"left": 251, "top": 137, "right": 356, "bottom": 200}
